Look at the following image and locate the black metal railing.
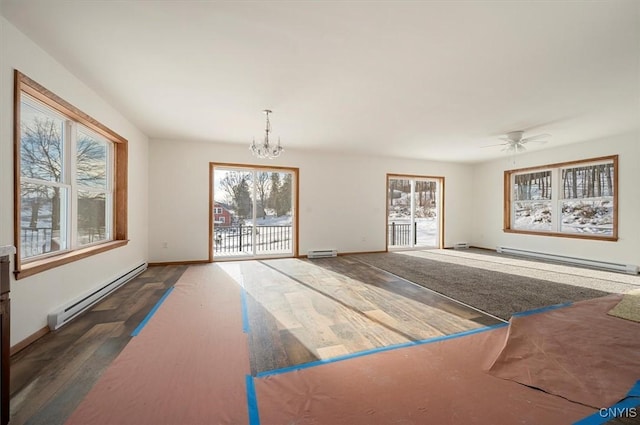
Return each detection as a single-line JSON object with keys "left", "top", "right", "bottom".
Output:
{"left": 388, "top": 222, "right": 417, "bottom": 246}
{"left": 21, "top": 227, "right": 55, "bottom": 257}
{"left": 21, "top": 226, "right": 106, "bottom": 258}
{"left": 255, "top": 225, "right": 292, "bottom": 253}
{"left": 213, "top": 224, "right": 292, "bottom": 255}
{"left": 78, "top": 227, "right": 107, "bottom": 245}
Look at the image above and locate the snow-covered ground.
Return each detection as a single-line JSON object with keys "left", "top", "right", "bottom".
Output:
{"left": 243, "top": 214, "right": 292, "bottom": 227}
{"left": 513, "top": 199, "right": 613, "bottom": 235}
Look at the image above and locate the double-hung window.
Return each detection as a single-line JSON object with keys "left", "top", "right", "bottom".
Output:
{"left": 14, "top": 71, "right": 128, "bottom": 278}
{"left": 504, "top": 155, "right": 617, "bottom": 240}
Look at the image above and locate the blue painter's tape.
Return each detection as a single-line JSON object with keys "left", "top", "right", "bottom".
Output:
{"left": 256, "top": 322, "right": 508, "bottom": 378}
{"left": 627, "top": 380, "right": 640, "bottom": 397}
{"left": 573, "top": 396, "right": 640, "bottom": 425}
{"left": 246, "top": 375, "right": 260, "bottom": 425}
{"left": 512, "top": 302, "right": 572, "bottom": 318}
{"left": 573, "top": 380, "right": 640, "bottom": 425}
{"left": 131, "top": 286, "right": 175, "bottom": 336}
{"left": 241, "top": 287, "right": 250, "bottom": 334}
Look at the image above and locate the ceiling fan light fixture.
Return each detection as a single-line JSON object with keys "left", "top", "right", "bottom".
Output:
{"left": 506, "top": 130, "right": 524, "bottom": 142}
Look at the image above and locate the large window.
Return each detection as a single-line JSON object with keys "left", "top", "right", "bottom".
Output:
{"left": 504, "top": 155, "right": 617, "bottom": 240}
{"left": 14, "top": 71, "right": 128, "bottom": 279}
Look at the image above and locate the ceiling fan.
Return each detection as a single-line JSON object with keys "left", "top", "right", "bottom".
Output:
{"left": 484, "top": 131, "right": 551, "bottom": 153}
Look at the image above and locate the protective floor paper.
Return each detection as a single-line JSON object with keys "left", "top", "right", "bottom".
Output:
{"left": 254, "top": 326, "right": 594, "bottom": 425}
{"left": 65, "top": 265, "right": 251, "bottom": 425}
{"left": 489, "top": 294, "right": 640, "bottom": 409}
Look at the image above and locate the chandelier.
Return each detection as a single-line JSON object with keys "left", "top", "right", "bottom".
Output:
{"left": 250, "top": 109, "right": 283, "bottom": 159}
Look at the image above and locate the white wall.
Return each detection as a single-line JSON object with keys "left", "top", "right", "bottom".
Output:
{"left": 0, "top": 16, "right": 149, "bottom": 345}
{"left": 148, "top": 138, "right": 474, "bottom": 262}
{"left": 471, "top": 131, "right": 640, "bottom": 267}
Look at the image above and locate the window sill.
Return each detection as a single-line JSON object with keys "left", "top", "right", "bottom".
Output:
{"left": 503, "top": 228, "right": 618, "bottom": 242}
{"left": 14, "top": 240, "right": 129, "bottom": 280}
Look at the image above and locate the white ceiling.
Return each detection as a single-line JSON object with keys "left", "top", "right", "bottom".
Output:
{"left": 2, "top": 1, "right": 638, "bottom": 163}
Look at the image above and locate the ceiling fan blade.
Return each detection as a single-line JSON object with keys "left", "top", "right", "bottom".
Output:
{"left": 481, "top": 142, "right": 509, "bottom": 148}
{"left": 521, "top": 133, "right": 551, "bottom": 143}
{"left": 523, "top": 139, "right": 548, "bottom": 145}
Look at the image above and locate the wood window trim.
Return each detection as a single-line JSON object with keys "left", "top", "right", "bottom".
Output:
{"left": 503, "top": 155, "right": 618, "bottom": 241}
{"left": 13, "top": 70, "right": 128, "bottom": 279}
{"left": 15, "top": 241, "right": 129, "bottom": 280}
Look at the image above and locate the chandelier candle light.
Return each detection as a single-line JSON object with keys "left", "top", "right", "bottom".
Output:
{"left": 250, "top": 109, "right": 283, "bottom": 159}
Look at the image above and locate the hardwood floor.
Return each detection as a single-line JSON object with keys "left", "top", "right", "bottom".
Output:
{"left": 9, "top": 265, "right": 187, "bottom": 425}
{"left": 220, "top": 257, "right": 502, "bottom": 376}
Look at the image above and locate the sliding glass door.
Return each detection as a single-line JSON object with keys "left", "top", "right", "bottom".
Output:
{"left": 387, "top": 175, "right": 443, "bottom": 249}
{"left": 210, "top": 164, "right": 297, "bottom": 260}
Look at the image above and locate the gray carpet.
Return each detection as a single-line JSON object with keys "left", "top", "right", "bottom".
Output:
{"left": 353, "top": 252, "right": 611, "bottom": 320}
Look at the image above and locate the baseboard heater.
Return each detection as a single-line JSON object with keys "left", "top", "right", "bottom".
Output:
{"left": 47, "top": 262, "right": 148, "bottom": 330}
{"left": 307, "top": 249, "right": 338, "bottom": 259}
{"left": 496, "top": 247, "right": 638, "bottom": 275}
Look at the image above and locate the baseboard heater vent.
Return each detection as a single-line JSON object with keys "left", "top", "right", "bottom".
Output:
{"left": 496, "top": 247, "right": 638, "bottom": 275}
{"left": 454, "top": 242, "right": 470, "bottom": 249}
{"left": 48, "top": 262, "right": 148, "bottom": 330}
{"left": 307, "top": 249, "right": 338, "bottom": 259}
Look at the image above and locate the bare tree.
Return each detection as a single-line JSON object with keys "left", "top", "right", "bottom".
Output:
{"left": 20, "top": 117, "right": 63, "bottom": 231}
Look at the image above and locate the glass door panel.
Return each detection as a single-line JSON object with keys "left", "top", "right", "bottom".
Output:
{"left": 414, "top": 180, "right": 438, "bottom": 247}
{"left": 388, "top": 178, "right": 413, "bottom": 247}
{"left": 213, "top": 168, "right": 253, "bottom": 256}
{"left": 387, "top": 175, "right": 441, "bottom": 250}
{"left": 256, "top": 171, "right": 294, "bottom": 256}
